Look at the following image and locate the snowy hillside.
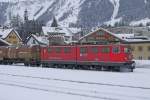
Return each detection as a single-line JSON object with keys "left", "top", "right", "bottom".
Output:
{"left": 0, "top": 0, "right": 150, "bottom": 27}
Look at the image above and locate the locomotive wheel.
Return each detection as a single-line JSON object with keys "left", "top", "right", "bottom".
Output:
{"left": 24, "top": 63, "right": 29, "bottom": 66}
{"left": 3, "top": 61, "right": 8, "bottom": 65}
{"left": 67, "top": 65, "right": 74, "bottom": 69}
{"left": 41, "top": 63, "right": 45, "bottom": 67}
{"left": 36, "top": 63, "right": 41, "bottom": 67}
{"left": 8, "top": 62, "right": 13, "bottom": 65}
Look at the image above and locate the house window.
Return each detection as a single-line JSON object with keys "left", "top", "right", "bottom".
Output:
{"left": 48, "top": 48, "right": 52, "bottom": 53}
{"left": 9, "top": 36, "right": 12, "bottom": 38}
{"left": 113, "top": 47, "right": 120, "bottom": 53}
{"left": 148, "top": 56, "right": 150, "bottom": 60}
{"left": 80, "top": 47, "right": 87, "bottom": 54}
{"left": 147, "top": 46, "right": 150, "bottom": 51}
{"left": 97, "top": 31, "right": 104, "bottom": 35}
{"left": 138, "top": 56, "right": 142, "bottom": 60}
{"left": 91, "top": 47, "right": 98, "bottom": 53}
{"left": 138, "top": 46, "right": 143, "bottom": 51}
{"left": 102, "top": 47, "right": 110, "bottom": 53}
{"left": 33, "top": 40, "right": 36, "bottom": 44}
{"left": 131, "top": 46, "right": 135, "bottom": 51}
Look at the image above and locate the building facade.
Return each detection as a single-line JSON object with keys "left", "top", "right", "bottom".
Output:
{"left": 0, "top": 28, "right": 22, "bottom": 45}
{"left": 25, "top": 34, "right": 48, "bottom": 46}
{"left": 79, "top": 28, "right": 123, "bottom": 44}
{"left": 127, "top": 42, "right": 150, "bottom": 60}
{"left": 79, "top": 27, "right": 150, "bottom": 60}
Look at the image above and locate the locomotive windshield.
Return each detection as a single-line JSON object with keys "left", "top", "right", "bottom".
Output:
{"left": 124, "top": 47, "right": 131, "bottom": 53}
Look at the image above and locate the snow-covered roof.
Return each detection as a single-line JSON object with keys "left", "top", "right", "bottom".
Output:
{"left": 0, "top": 28, "right": 22, "bottom": 40}
{"left": 33, "top": 35, "right": 48, "bottom": 45}
{"left": 42, "top": 26, "right": 81, "bottom": 36}
{"left": 0, "top": 38, "right": 12, "bottom": 46}
{"left": 78, "top": 27, "right": 150, "bottom": 44}
{"left": 79, "top": 27, "right": 123, "bottom": 42}
{"left": 124, "top": 36, "right": 150, "bottom": 43}
{"left": 116, "top": 33, "right": 135, "bottom": 39}
{"left": 0, "top": 28, "right": 12, "bottom": 39}
{"left": 115, "top": 33, "right": 150, "bottom": 43}
{"left": 26, "top": 34, "right": 48, "bottom": 45}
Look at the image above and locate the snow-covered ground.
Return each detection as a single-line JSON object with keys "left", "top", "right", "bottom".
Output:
{"left": 135, "top": 60, "right": 150, "bottom": 68}
{"left": 0, "top": 64, "right": 150, "bottom": 100}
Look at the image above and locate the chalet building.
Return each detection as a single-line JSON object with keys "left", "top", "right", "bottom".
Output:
{"left": 113, "top": 31, "right": 150, "bottom": 60}
{"left": 122, "top": 36, "right": 150, "bottom": 60}
{"left": 107, "top": 26, "right": 150, "bottom": 37}
{"left": 79, "top": 27, "right": 150, "bottom": 60}
{"left": 126, "top": 41, "right": 150, "bottom": 60}
{"left": 78, "top": 27, "right": 124, "bottom": 44}
{"left": 0, "top": 28, "right": 22, "bottom": 45}
{"left": 25, "top": 34, "right": 48, "bottom": 46}
{"left": 42, "top": 26, "right": 81, "bottom": 44}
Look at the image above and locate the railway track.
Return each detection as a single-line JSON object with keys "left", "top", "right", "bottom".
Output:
{"left": 0, "top": 79, "right": 120, "bottom": 100}
{"left": 0, "top": 78, "right": 149, "bottom": 100}
{"left": 0, "top": 72, "right": 150, "bottom": 90}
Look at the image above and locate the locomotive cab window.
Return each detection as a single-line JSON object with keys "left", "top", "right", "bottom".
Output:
{"left": 64, "top": 47, "right": 71, "bottom": 53}
{"left": 80, "top": 47, "right": 87, "bottom": 54}
{"left": 124, "top": 47, "right": 130, "bottom": 53}
{"left": 102, "top": 47, "right": 110, "bottom": 53}
{"left": 113, "top": 47, "right": 120, "bottom": 53}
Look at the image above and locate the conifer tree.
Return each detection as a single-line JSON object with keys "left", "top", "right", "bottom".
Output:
{"left": 51, "top": 16, "right": 58, "bottom": 27}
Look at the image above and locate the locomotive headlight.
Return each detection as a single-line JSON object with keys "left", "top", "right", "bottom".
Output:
{"left": 128, "top": 55, "right": 132, "bottom": 60}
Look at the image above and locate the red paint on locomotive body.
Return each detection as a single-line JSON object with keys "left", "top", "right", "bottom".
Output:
{"left": 40, "top": 44, "right": 134, "bottom": 65}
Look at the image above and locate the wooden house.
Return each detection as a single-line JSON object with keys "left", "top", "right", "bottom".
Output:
{"left": 78, "top": 28, "right": 123, "bottom": 44}
{"left": 0, "top": 28, "right": 22, "bottom": 45}
{"left": 79, "top": 27, "right": 150, "bottom": 60}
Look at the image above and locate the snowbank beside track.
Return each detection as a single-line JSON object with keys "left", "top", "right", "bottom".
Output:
{"left": 135, "top": 60, "right": 150, "bottom": 68}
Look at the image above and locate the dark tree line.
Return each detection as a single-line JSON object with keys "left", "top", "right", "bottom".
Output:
{"left": 10, "top": 9, "right": 44, "bottom": 43}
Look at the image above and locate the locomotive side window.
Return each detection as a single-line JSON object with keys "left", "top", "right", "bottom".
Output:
{"left": 147, "top": 46, "right": 150, "bottom": 51}
{"left": 113, "top": 47, "right": 120, "bottom": 53}
{"left": 102, "top": 47, "right": 110, "bottom": 53}
{"left": 80, "top": 47, "right": 87, "bottom": 54}
{"left": 64, "top": 47, "right": 71, "bottom": 53}
{"left": 124, "top": 47, "right": 130, "bottom": 53}
{"left": 55, "top": 47, "right": 61, "bottom": 53}
{"left": 47, "top": 48, "right": 52, "bottom": 53}
{"left": 138, "top": 46, "right": 143, "bottom": 51}
{"left": 91, "top": 47, "right": 98, "bottom": 53}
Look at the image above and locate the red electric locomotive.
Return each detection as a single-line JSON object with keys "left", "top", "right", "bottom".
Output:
{"left": 40, "top": 44, "right": 135, "bottom": 72}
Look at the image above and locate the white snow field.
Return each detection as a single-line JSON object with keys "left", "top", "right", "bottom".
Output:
{"left": 0, "top": 64, "right": 150, "bottom": 100}
{"left": 135, "top": 60, "right": 150, "bottom": 68}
